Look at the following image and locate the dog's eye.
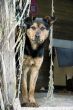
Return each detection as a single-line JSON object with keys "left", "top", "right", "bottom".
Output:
{"left": 31, "top": 26, "right": 36, "bottom": 30}
{"left": 40, "top": 27, "right": 46, "bottom": 31}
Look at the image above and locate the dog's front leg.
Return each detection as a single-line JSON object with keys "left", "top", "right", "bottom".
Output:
{"left": 22, "top": 67, "right": 29, "bottom": 104}
{"left": 29, "top": 66, "right": 39, "bottom": 104}
{"left": 29, "top": 57, "right": 43, "bottom": 106}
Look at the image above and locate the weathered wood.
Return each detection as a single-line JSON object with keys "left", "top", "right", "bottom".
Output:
{"left": 0, "top": 89, "right": 5, "bottom": 110}
{"left": 35, "top": 0, "right": 73, "bottom": 91}
{"left": 0, "top": 0, "right": 16, "bottom": 107}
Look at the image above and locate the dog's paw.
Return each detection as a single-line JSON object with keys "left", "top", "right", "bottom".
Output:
{"left": 21, "top": 102, "right": 39, "bottom": 107}
{"left": 26, "top": 102, "right": 39, "bottom": 107}
{"left": 21, "top": 102, "right": 29, "bottom": 107}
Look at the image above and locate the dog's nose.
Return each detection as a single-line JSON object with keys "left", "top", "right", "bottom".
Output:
{"left": 35, "top": 32, "right": 40, "bottom": 39}
{"left": 35, "top": 35, "right": 39, "bottom": 39}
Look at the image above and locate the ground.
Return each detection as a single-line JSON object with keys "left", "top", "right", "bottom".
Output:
{"left": 21, "top": 91, "right": 73, "bottom": 109}
{"left": 36, "top": 92, "right": 73, "bottom": 107}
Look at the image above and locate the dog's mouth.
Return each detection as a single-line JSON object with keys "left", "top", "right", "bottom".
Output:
{"left": 31, "top": 35, "right": 44, "bottom": 44}
{"left": 32, "top": 39, "right": 44, "bottom": 44}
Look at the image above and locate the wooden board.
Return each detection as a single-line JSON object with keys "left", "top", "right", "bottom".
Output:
{"left": 0, "top": 0, "right": 16, "bottom": 107}
{"left": 38, "top": 0, "right": 73, "bottom": 40}
{"left": 35, "top": 0, "right": 73, "bottom": 90}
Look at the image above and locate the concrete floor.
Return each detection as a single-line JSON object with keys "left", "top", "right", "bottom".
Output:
{"left": 21, "top": 92, "right": 73, "bottom": 110}
{"left": 36, "top": 92, "right": 73, "bottom": 107}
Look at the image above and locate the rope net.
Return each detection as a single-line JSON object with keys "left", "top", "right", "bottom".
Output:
{"left": 47, "top": 0, "right": 54, "bottom": 99}
{"left": 0, "top": 0, "right": 55, "bottom": 108}
{"left": 7, "top": 0, "right": 55, "bottom": 105}
{"left": 15, "top": 0, "right": 31, "bottom": 98}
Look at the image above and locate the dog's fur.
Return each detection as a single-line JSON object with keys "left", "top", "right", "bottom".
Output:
{"left": 20, "top": 16, "right": 56, "bottom": 107}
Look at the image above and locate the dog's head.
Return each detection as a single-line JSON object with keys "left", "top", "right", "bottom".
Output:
{"left": 24, "top": 16, "right": 56, "bottom": 49}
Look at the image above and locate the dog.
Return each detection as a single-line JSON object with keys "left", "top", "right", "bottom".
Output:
{"left": 21, "top": 16, "right": 56, "bottom": 107}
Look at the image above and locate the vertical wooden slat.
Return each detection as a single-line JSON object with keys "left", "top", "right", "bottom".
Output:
{"left": 0, "top": 0, "right": 16, "bottom": 107}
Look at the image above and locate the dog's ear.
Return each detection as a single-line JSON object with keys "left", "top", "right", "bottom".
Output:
{"left": 24, "top": 17, "right": 32, "bottom": 28}
{"left": 24, "top": 17, "right": 36, "bottom": 28}
{"left": 44, "top": 16, "right": 56, "bottom": 25}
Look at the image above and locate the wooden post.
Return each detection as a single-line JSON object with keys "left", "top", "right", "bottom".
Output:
{"left": 0, "top": 0, "right": 16, "bottom": 108}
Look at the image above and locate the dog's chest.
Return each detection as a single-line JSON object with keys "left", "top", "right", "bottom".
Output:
{"left": 24, "top": 36, "right": 44, "bottom": 58}
{"left": 23, "top": 55, "right": 35, "bottom": 67}
{"left": 23, "top": 55, "right": 43, "bottom": 69}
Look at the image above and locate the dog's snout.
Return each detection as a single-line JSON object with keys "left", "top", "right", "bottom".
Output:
{"left": 35, "top": 35, "right": 39, "bottom": 39}
{"left": 35, "top": 32, "right": 40, "bottom": 38}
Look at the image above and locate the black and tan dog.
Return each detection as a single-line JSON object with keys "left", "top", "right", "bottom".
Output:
{"left": 21, "top": 16, "right": 56, "bottom": 107}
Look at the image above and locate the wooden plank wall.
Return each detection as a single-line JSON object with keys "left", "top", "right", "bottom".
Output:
{"left": 36, "top": 0, "right": 73, "bottom": 90}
